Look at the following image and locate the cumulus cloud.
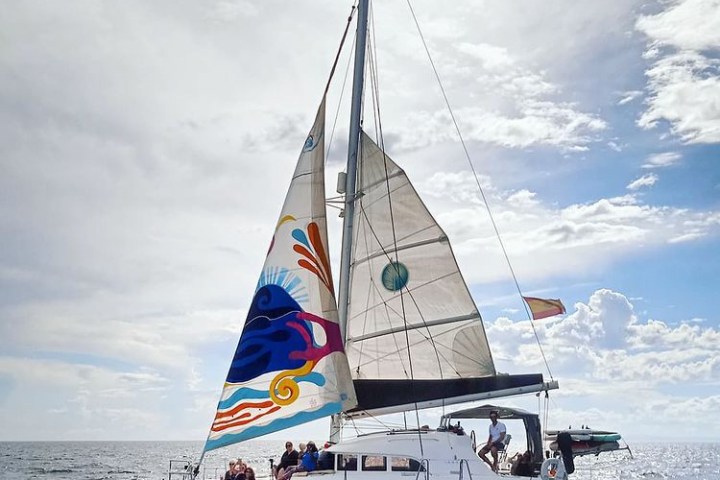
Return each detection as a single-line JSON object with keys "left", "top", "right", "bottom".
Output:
{"left": 626, "top": 173, "right": 658, "bottom": 190}
{"left": 636, "top": 0, "right": 720, "bottom": 143}
{"left": 487, "top": 288, "right": 720, "bottom": 396}
{"left": 416, "top": 172, "right": 720, "bottom": 283}
{"left": 1, "top": 0, "right": 716, "bottom": 442}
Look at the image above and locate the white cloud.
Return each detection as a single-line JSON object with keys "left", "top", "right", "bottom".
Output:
{"left": 626, "top": 173, "right": 658, "bottom": 190}
{"left": 617, "top": 90, "right": 643, "bottom": 105}
{"left": 636, "top": 0, "right": 720, "bottom": 143}
{"left": 642, "top": 151, "right": 682, "bottom": 168}
{"left": 638, "top": 52, "right": 720, "bottom": 143}
{"left": 636, "top": 0, "right": 720, "bottom": 51}
{"left": 417, "top": 172, "right": 720, "bottom": 283}
{"left": 386, "top": 40, "right": 608, "bottom": 151}
{"left": 668, "top": 231, "right": 707, "bottom": 243}
{"left": 0, "top": 305, "right": 242, "bottom": 375}
{"left": 0, "top": 357, "right": 184, "bottom": 439}
{"left": 607, "top": 140, "right": 623, "bottom": 152}
{"left": 487, "top": 289, "right": 720, "bottom": 384}
{"left": 0, "top": 0, "right": 717, "bottom": 443}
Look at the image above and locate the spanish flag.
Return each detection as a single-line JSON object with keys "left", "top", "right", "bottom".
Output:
{"left": 523, "top": 296, "right": 566, "bottom": 320}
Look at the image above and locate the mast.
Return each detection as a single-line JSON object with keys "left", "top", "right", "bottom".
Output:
{"left": 329, "top": 0, "right": 369, "bottom": 445}
{"left": 338, "top": 0, "right": 369, "bottom": 341}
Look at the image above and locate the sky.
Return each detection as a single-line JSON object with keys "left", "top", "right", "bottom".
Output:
{"left": 1, "top": 0, "right": 719, "bottom": 446}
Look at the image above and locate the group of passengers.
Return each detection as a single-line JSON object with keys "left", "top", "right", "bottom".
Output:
{"left": 222, "top": 459, "right": 256, "bottom": 480}
{"left": 273, "top": 440, "right": 320, "bottom": 480}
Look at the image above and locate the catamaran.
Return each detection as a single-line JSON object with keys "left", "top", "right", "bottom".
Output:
{"left": 173, "top": 2, "right": 578, "bottom": 479}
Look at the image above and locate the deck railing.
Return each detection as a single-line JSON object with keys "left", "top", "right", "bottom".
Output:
{"left": 458, "top": 459, "right": 474, "bottom": 480}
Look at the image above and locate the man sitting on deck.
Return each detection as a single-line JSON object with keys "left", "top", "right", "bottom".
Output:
{"left": 477, "top": 410, "right": 506, "bottom": 472}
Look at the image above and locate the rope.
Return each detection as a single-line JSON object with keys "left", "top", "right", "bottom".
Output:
{"left": 323, "top": 4, "right": 358, "bottom": 97}
{"left": 366, "top": 3, "right": 424, "bottom": 456}
{"left": 326, "top": 7, "right": 358, "bottom": 164}
{"left": 404, "top": 0, "right": 554, "bottom": 380}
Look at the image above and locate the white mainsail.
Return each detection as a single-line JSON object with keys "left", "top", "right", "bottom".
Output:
{"left": 204, "top": 99, "right": 356, "bottom": 452}
{"left": 344, "top": 132, "right": 495, "bottom": 381}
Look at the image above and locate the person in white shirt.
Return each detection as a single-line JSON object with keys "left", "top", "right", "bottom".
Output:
{"left": 477, "top": 410, "right": 506, "bottom": 472}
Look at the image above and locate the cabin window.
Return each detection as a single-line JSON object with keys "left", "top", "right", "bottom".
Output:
{"left": 362, "top": 455, "right": 387, "bottom": 471}
{"left": 391, "top": 457, "right": 424, "bottom": 472}
{"left": 337, "top": 454, "right": 357, "bottom": 471}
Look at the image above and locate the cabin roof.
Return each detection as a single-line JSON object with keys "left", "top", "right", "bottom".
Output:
{"left": 326, "top": 430, "right": 474, "bottom": 459}
{"left": 442, "top": 404, "right": 538, "bottom": 421}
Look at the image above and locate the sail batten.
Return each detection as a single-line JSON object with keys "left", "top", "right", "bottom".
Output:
{"left": 352, "top": 234, "right": 448, "bottom": 266}
{"left": 349, "top": 312, "right": 482, "bottom": 342}
{"left": 204, "top": 99, "right": 356, "bottom": 452}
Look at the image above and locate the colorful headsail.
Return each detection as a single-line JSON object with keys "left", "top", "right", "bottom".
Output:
{"left": 204, "top": 99, "right": 357, "bottom": 452}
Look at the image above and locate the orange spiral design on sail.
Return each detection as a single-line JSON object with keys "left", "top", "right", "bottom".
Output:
{"left": 269, "top": 361, "right": 314, "bottom": 406}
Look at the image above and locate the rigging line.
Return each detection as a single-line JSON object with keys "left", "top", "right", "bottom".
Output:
{"left": 404, "top": 0, "right": 553, "bottom": 380}
{"left": 367, "top": 3, "right": 423, "bottom": 455}
{"left": 352, "top": 220, "right": 374, "bottom": 375}
{"left": 368, "top": 6, "right": 382, "bottom": 141}
{"left": 363, "top": 25, "right": 412, "bottom": 380}
{"left": 351, "top": 410, "right": 399, "bottom": 431}
{"left": 323, "top": 3, "right": 358, "bottom": 98}
{"left": 357, "top": 206, "right": 463, "bottom": 378}
{"left": 351, "top": 319, "right": 475, "bottom": 370}
{"left": 327, "top": 30, "right": 356, "bottom": 165}
{"left": 350, "top": 327, "right": 479, "bottom": 376}
{"left": 365, "top": 64, "right": 447, "bottom": 382}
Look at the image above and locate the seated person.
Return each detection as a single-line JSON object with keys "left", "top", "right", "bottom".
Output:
{"left": 510, "top": 451, "right": 533, "bottom": 477}
{"left": 477, "top": 410, "right": 506, "bottom": 472}
{"left": 279, "top": 441, "right": 319, "bottom": 480}
{"left": 275, "top": 442, "right": 299, "bottom": 479}
{"left": 223, "top": 460, "right": 237, "bottom": 480}
{"left": 231, "top": 459, "right": 247, "bottom": 480}
{"left": 245, "top": 467, "right": 256, "bottom": 480}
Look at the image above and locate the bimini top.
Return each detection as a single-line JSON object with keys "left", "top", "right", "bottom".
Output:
{"left": 441, "top": 404, "right": 538, "bottom": 422}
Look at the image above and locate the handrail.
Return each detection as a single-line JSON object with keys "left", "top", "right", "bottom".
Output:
{"left": 458, "top": 459, "right": 473, "bottom": 480}
{"left": 414, "top": 459, "right": 430, "bottom": 480}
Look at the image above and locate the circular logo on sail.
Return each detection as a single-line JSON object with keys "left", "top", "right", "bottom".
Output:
{"left": 381, "top": 262, "right": 409, "bottom": 291}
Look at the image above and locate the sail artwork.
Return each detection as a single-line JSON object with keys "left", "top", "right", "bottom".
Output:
{"left": 204, "top": 100, "right": 356, "bottom": 451}
{"left": 190, "top": 2, "right": 565, "bottom": 478}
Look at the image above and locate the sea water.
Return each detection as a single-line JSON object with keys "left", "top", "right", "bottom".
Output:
{"left": 1, "top": 441, "right": 718, "bottom": 480}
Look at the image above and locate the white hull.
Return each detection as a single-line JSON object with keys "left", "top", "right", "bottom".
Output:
{"left": 318, "top": 430, "right": 531, "bottom": 480}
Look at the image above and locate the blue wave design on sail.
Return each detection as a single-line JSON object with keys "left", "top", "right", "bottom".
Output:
{"left": 205, "top": 402, "right": 342, "bottom": 451}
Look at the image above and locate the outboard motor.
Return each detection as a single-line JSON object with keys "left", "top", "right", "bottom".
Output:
{"left": 556, "top": 432, "right": 575, "bottom": 474}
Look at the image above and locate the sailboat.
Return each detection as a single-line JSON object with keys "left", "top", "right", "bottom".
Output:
{"left": 185, "top": 2, "right": 572, "bottom": 479}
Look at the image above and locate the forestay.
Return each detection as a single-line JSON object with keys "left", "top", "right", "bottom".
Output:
{"left": 344, "top": 132, "right": 495, "bottom": 381}
{"left": 204, "top": 99, "right": 356, "bottom": 451}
